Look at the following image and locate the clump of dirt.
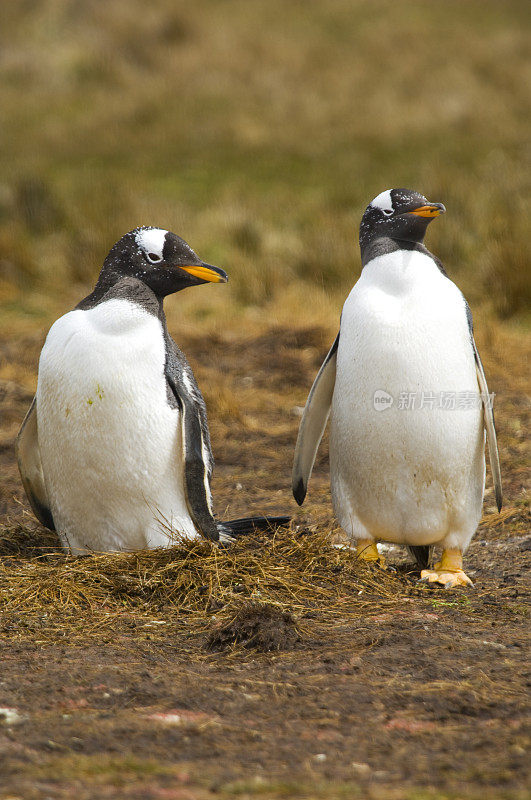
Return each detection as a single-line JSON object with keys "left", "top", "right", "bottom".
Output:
{"left": 206, "top": 601, "right": 301, "bottom": 652}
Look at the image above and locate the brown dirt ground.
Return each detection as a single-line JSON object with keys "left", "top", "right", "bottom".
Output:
{"left": 0, "top": 321, "right": 529, "bottom": 800}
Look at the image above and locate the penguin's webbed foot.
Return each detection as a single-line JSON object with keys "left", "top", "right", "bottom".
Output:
{"left": 420, "top": 568, "right": 473, "bottom": 588}
{"left": 419, "top": 548, "right": 473, "bottom": 589}
{"left": 356, "top": 540, "right": 385, "bottom": 567}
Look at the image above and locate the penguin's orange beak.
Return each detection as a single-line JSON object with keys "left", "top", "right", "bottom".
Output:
{"left": 409, "top": 203, "right": 446, "bottom": 218}
{"left": 180, "top": 263, "right": 228, "bottom": 283}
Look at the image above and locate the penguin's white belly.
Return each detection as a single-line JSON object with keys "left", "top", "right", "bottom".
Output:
{"left": 36, "top": 298, "right": 197, "bottom": 553}
{"left": 330, "top": 250, "right": 485, "bottom": 547}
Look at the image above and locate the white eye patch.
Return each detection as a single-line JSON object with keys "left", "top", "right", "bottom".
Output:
{"left": 135, "top": 228, "right": 168, "bottom": 262}
{"left": 370, "top": 190, "right": 394, "bottom": 214}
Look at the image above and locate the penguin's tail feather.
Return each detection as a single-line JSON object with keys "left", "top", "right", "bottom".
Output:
{"left": 217, "top": 515, "right": 290, "bottom": 540}
{"left": 407, "top": 545, "right": 431, "bottom": 571}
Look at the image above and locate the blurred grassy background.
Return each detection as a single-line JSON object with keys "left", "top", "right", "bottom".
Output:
{"left": 0, "top": 0, "right": 529, "bottom": 335}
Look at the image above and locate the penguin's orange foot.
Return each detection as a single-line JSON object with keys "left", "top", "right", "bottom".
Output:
{"left": 419, "top": 548, "right": 473, "bottom": 588}
{"left": 356, "top": 540, "right": 385, "bottom": 566}
{"left": 420, "top": 568, "right": 473, "bottom": 588}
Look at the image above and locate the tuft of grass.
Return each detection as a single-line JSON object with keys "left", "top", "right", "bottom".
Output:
{"left": 10, "top": 753, "right": 188, "bottom": 784}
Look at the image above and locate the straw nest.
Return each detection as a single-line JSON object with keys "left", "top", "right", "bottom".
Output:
{"left": 0, "top": 522, "right": 415, "bottom": 648}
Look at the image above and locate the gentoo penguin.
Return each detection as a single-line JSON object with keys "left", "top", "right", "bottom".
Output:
{"left": 17, "top": 227, "right": 288, "bottom": 553}
{"left": 292, "top": 189, "right": 502, "bottom": 587}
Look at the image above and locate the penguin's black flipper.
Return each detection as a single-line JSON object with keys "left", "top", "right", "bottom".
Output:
{"left": 408, "top": 545, "right": 431, "bottom": 571}
{"left": 164, "top": 336, "right": 220, "bottom": 542}
{"left": 473, "top": 339, "right": 502, "bottom": 511}
{"left": 218, "top": 515, "right": 291, "bottom": 539}
{"left": 465, "top": 302, "right": 502, "bottom": 512}
{"left": 16, "top": 397, "right": 56, "bottom": 531}
{"left": 292, "top": 332, "right": 339, "bottom": 505}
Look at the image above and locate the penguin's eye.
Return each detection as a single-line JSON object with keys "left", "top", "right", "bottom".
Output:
{"left": 146, "top": 252, "right": 163, "bottom": 263}
{"left": 382, "top": 209, "right": 393, "bottom": 216}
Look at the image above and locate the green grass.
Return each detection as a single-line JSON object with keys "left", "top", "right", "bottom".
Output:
{"left": 426, "top": 596, "right": 472, "bottom": 609}
{"left": 0, "top": 0, "right": 529, "bottom": 327}
{"left": 29, "top": 754, "right": 180, "bottom": 782}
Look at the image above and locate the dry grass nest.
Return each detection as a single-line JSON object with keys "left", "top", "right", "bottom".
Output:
{"left": 0, "top": 523, "right": 415, "bottom": 647}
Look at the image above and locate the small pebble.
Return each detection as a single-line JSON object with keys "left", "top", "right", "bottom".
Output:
{"left": 0, "top": 708, "right": 24, "bottom": 725}
{"left": 351, "top": 762, "right": 371, "bottom": 776}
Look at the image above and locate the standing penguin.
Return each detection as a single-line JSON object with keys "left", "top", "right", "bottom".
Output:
{"left": 292, "top": 189, "right": 502, "bottom": 587}
{"left": 17, "top": 227, "right": 288, "bottom": 553}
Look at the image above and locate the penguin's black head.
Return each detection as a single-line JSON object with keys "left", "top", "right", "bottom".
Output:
{"left": 359, "top": 189, "right": 445, "bottom": 260}
{"left": 102, "top": 227, "right": 228, "bottom": 297}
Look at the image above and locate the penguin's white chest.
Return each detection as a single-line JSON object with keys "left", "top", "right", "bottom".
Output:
{"left": 36, "top": 299, "right": 197, "bottom": 552}
{"left": 330, "top": 250, "right": 485, "bottom": 547}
